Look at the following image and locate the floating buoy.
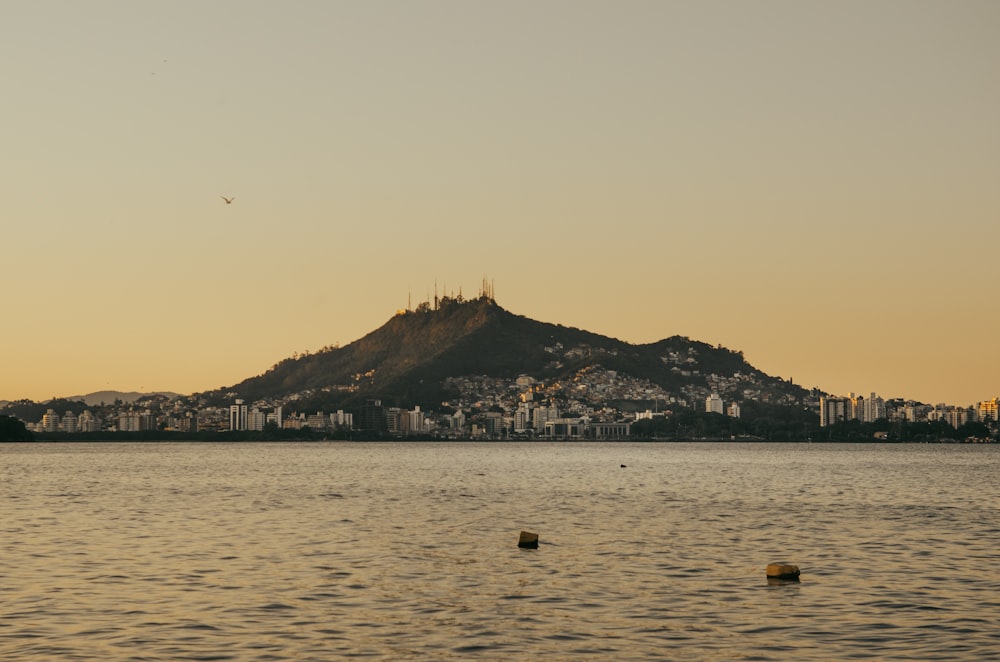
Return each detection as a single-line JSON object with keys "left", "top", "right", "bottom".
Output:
{"left": 766, "top": 563, "right": 800, "bottom": 581}
{"left": 518, "top": 531, "right": 539, "bottom": 549}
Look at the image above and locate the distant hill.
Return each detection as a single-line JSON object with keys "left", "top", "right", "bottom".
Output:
{"left": 204, "top": 296, "right": 809, "bottom": 411}
{"left": 66, "top": 391, "right": 181, "bottom": 406}
{"left": 0, "top": 391, "right": 182, "bottom": 425}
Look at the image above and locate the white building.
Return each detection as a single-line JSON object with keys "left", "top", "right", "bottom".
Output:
{"left": 42, "top": 409, "right": 60, "bottom": 432}
{"left": 403, "top": 406, "right": 426, "bottom": 434}
{"left": 331, "top": 409, "right": 352, "bottom": 429}
{"left": 706, "top": 393, "right": 724, "bottom": 415}
{"left": 229, "top": 400, "right": 248, "bottom": 431}
{"left": 118, "top": 411, "right": 149, "bottom": 432}
{"left": 61, "top": 411, "right": 78, "bottom": 433}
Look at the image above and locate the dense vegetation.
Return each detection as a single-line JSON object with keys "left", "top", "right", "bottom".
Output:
{"left": 631, "top": 405, "right": 994, "bottom": 442}
{"left": 0, "top": 415, "right": 33, "bottom": 441}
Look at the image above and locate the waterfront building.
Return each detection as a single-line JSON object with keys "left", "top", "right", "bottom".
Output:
{"left": 727, "top": 402, "right": 741, "bottom": 419}
{"left": 533, "top": 405, "right": 558, "bottom": 431}
{"left": 978, "top": 398, "right": 999, "bottom": 423}
{"left": 544, "top": 417, "right": 585, "bottom": 439}
{"left": 42, "top": 409, "right": 60, "bottom": 432}
{"left": 358, "top": 400, "right": 387, "bottom": 433}
{"left": 481, "top": 411, "right": 505, "bottom": 438}
{"left": 331, "top": 409, "right": 352, "bottom": 429}
{"left": 849, "top": 393, "right": 865, "bottom": 421}
{"left": 402, "top": 406, "right": 425, "bottom": 434}
{"left": 864, "top": 393, "right": 886, "bottom": 422}
{"left": 307, "top": 412, "right": 330, "bottom": 429}
{"left": 248, "top": 407, "right": 267, "bottom": 431}
{"left": 171, "top": 412, "right": 197, "bottom": 433}
{"left": 61, "top": 411, "right": 78, "bottom": 433}
{"left": 945, "top": 408, "right": 969, "bottom": 428}
{"left": 819, "top": 396, "right": 849, "bottom": 427}
{"left": 514, "top": 404, "right": 531, "bottom": 433}
{"left": 706, "top": 393, "right": 724, "bottom": 415}
{"left": 118, "top": 411, "right": 154, "bottom": 432}
{"left": 78, "top": 410, "right": 102, "bottom": 432}
{"left": 590, "top": 422, "right": 631, "bottom": 439}
{"left": 229, "top": 399, "right": 248, "bottom": 431}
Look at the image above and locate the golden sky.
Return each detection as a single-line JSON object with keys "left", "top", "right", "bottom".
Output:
{"left": 2, "top": 0, "right": 998, "bottom": 406}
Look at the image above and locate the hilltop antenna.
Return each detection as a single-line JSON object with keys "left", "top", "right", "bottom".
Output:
{"left": 408, "top": 290, "right": 412, "bottom": 311}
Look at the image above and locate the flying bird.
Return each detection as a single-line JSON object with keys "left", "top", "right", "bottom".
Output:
{"left": 220, "top": 196, "right": 234, "bottom": 204}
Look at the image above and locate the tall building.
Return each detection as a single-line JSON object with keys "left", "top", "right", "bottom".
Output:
{"left": 978, "top": 398, "right": 999, "bottom": 423}
{"left": 118, "top": 411, "right": 155, "bottom": 432}
{"left": 864, "top": 393, "right": 886, "bottom": 422}
{"left": 819, "top": 396, "right": 848, "bottom": 427}
{"left": 358, "top": 400, "right": 387, "bottom": 433}
{"left": 61, "top": 411, "right": 78, "bottom": 433}
{"left": 248, "top": 407, "right": 267, "bottom": 431}
{"left": 42, "top": 409, "right": 60, "bottom": 432}
{"left": 78, "top": 410, "right": 102, "bottom": 432}
{"left": 402, "top": 407, "right": 425, "bottom": 434}
{"left": 229, "top": 399, "right": 248, "bottom": 431}
{"left": 331, "top": 410, "right": 352, "bottom": 429}
{"left": 849, "top": 393, "right": 865, "bottom": 421}
{"left": 937, "top": 407, "right": 969, "bottom": 429}
{"left": 267, "top": 406, "right": 283, "bottom": 429}
{"left": 706, "top": 393, "right": 724, "bottom": 415}
{"left": 533, "top": 405, "right": 558, "bottom": 432}
{"left": 514, "top": 404, "right": 531, "bottom": 433}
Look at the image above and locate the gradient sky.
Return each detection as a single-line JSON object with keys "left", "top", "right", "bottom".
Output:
{"left": 3, "top": 0, "right": 998, "bottom": 406}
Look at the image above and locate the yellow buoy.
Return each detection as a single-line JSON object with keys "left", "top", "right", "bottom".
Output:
{"left": 518, "top": 531, "right": 539, "bottom": 549}
{"left": 766, "top": 563, "right": 800, "bottom": 581}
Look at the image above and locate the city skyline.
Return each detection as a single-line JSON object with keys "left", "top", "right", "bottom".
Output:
{"left": 3, "top": 1, "right": 998, "bottom": 406}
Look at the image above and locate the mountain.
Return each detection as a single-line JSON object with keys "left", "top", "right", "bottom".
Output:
{"left": 207, "top": 296, "right": 810, "bottom": 412}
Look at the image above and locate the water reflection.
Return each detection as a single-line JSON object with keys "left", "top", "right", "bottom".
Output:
{"left": 1, "top": 442, "right": 998, "bottom": 660}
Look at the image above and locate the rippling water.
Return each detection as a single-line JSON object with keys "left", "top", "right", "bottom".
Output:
{"left": 2, "top": 442, "right": 998, "bottom": 660}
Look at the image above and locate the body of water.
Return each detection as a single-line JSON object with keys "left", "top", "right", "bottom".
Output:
{"left": 2, "top": 442, "right": 998, "bottom": 660}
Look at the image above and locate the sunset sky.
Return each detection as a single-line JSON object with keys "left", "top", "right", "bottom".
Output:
{"left": 3, "top": 1, "right": 998, "bottom": 406}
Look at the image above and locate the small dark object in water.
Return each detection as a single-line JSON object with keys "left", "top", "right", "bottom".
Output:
{"left": 518, "top": 531, "right": 539, "bottom": 549}
{"left": 766, "top": 563, "right": 800, "bottom": 581}
{"left": 621, "top": 464, "right": 627, "bottom": 468}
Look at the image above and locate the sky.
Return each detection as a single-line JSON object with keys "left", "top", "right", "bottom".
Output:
{"left": 2, "top": 0, "right": 998, "bottom": 406}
